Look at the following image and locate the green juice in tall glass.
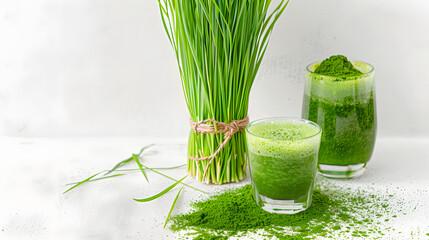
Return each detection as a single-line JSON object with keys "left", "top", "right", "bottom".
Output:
{"left": 302, "top": 59, "right": 376, "bottom": 178}
{"left": 246, "top": 118, "right": 321, "bottom": 214}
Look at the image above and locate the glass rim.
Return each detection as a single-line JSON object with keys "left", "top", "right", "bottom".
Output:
{"left": 245, "top": 117, "right": 322, "bottom": 141}
{"left": 306, "top": 59, "right": 375, "bottom": 77}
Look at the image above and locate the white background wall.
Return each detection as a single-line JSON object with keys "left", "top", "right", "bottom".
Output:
{"left": 0, "top": 0, "right": 428, "bottom": 138}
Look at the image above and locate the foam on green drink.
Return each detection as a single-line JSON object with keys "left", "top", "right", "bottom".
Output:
{"left": 246, "top": 119, "right": 321, "bottom": 200}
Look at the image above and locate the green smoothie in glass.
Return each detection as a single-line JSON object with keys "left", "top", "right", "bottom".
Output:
{"left": 246, "top": 118, "right": 321, "bottom": 214}
{"left": 302, "top": 55, "right": 376, "bottom": 178}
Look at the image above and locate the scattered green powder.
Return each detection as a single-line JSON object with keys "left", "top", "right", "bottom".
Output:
{"left": 314, "top": 55, "right": 362, "bottom": 78}
{"left": 171, "top": 181, "right": 400, "bottom": 239}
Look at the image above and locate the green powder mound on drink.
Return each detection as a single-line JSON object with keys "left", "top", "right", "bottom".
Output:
{"left": 170, "top": 182, "right": 401, "bottom": 239}
{"left": 314, "top": 55, "right": 363, "bottom": 77}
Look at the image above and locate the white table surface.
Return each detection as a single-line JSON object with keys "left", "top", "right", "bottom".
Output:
{"left": 0, "top": 137, "right": 428, "bottom": 240}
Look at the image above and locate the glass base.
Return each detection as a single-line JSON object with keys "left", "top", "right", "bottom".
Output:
{"left": 318, "top": 163, "right": 366, "bottom": 179}
{"left": 253, "top": 184, "right": 313, "bottom": 214}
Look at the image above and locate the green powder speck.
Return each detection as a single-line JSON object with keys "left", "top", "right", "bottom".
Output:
{"left": 314, "top": 55, "right": 362, "bottom": 78}
{"left": 171, "top": 181, "right": 399, "bottom": 239}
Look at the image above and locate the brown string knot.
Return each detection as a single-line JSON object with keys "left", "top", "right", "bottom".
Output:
{"left": 188, "top": 116, "right": 249, "bottom": 180}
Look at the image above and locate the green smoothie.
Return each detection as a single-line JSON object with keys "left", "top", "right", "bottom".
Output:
{"left": 302, "top": 56, "right": 376, "bottom": 167}
{"left": 246, "top": 119, "right": 321, "bottom": 200}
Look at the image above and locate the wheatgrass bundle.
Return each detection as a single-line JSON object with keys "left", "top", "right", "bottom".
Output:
{"left": 158, "top": 0, "right": 288, "bottom": 184}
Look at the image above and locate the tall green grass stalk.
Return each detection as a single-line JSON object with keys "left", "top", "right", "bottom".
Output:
{"left": 157, "top": 0, "right": 289, "bottom": 184}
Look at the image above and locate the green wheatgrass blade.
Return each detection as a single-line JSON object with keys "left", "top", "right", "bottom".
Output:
{"left": 113, "top": 164, "right": 187, "bottom": 172}
{"left": 65, "top": 165, "right": 186, "bottom": 186}
{"left": 65, "top": 155, "right": 203, "bottom": 193}
{"left": 65, "top": 173, "right": 126, "bottom": 186}
{"left": 63, "top": 171, "right": 104, "bottom": 194}
{"left": 82, "top": 174, "right": 126, "bottom": 183}
{"left": 104, "top": 144, "right": 154, "bottom": 176}
{"left": 164, "top": 187, "right": 184, "bottom": 229}
{"left": 133, "top": 154, "right": 149, "bottom": 183}
{"left": 141, "top": 163, "right": 208, "bottom": 194}
{"left": 133, "top": 175, "right": 187, "bottom": 202}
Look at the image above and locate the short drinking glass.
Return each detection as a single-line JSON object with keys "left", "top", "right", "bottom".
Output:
{"left": 246, "top": 118, "right": 322, "bottom": 214}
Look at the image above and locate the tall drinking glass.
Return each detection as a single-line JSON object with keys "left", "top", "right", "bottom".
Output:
{"left": 302, "top": 61, "right": 376, "bottom": 178}
{"left": 246, "top": 118, "right": 322, "bottom": 214}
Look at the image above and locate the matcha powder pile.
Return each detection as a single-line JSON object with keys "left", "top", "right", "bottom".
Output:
{"left": 314, "top": 55, "right": 362, "bottom": 77}
{"left": 170, "top": 180, "right": 403, "bottom": 239}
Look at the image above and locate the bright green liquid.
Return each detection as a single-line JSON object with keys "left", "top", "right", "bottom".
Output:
{"left": 302, "top": 61, "right": 376, "bottom": 166}
{"left": 247, "top": 120, "right": 320, "bottom": 200}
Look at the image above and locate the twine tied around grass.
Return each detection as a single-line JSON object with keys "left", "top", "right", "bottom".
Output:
{"left": 188, "top": 116, "right": 249, "bottom": 181}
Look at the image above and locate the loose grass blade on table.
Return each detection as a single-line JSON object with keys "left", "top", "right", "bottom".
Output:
{"left": 133, "top": 154, "right": 149, "bottom": 182}
{"left": 133, "top": 175, "right": 187, "bottom": 202}
{"left": 65, "top": 165, "right": 187, "bottom": 186}
{"left": 140, "top": 162, "right": 207, "bottom": 194}
{"left": 63, "top": 171, "right": 104, "bottom": 194}
{"left": 110, "top": 164, "right": 187, "bottom": 172}
{"left": 64, "top": 155, "right": 204, "bottom": 193}
{"left": 85, "top": 173, "right": 126, "bottom": 183}
{"left": 64, "top": 145, "right": 154, "bottom": 193}
{"left": 164, "top": 187, "right": 184, "bottom": 229}
{"left": 157, "top": 0, "right": 289, "bottom": 184}
{"left": 104, "top": 144, "right": 154, "bottom": 176}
